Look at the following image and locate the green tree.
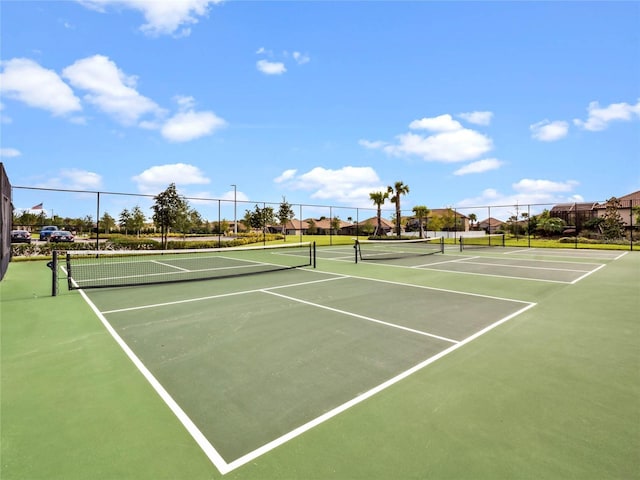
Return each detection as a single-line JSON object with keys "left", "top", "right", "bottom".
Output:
{"left": 468, "top": 213, "right": 477, "bottom": 230}
{"left": 535, "top": 210, "right": 565, "bottom": 236}
{"left": 361, "top": 220, "right": 374, "bottom": 236}
{"left": 130, "top": 206, "right": 146, "bottom": 236}
{"left": 151, "top": 183, "right": 188, "bottom": 248}
{"left": 412, "top": 205, "right": 430, "bottom": 238}
{"left": 306, "top": 218, "right": 317, "bottom": 235}
{"left": 119, "top": 208, "right": 131, "bottom": 234}
{"left": 101, "top": 212, "right": 116, "bottom": 233}
{"left": 244, "top": 205, "right": 275, "bottom": 235}
{"left": 387, "top": 181, "right": 409, "bottom": 237}
{"left": 369, "top": 190, "right": 389, "bottom": 236}
{"left": 331, "top": 216, "right": 341, "bottom": 235}
{"left": 601, "top": 197, "right": 625, "bottom": 240}
{"left": 277, "top": 197, "right": 295, "bottom": 240}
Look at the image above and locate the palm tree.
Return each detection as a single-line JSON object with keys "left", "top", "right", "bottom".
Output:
{"left": 369, "top": 190, "right": 389, "bottom": 236}
{"left": 412, "top": 205, "right": 430, "bottom": 239}
{"left": 387, "top": 181, "right": 410, "bottom": 237}
{"left": 468, "top": 213, "right": 477, "bottom": 230}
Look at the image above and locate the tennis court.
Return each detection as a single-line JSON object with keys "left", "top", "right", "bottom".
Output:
{"left": 77, "top": 244, "right": 535, "bottom": 473}
{"left": 2, "top": 241, "right": 638, "bottom": 479}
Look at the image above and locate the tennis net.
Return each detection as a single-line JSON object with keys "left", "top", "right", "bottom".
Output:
{"left": 459, "top": 234, "right": 505, "bottom": 251}
{"left": 63, "top": 242, "right": 316, "bottom": 290}
{"left": 355, "top": 237, "right": 444, "bottom": 263}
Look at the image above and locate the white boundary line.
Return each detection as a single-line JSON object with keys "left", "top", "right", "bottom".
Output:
{"left": 76, "top": 288, "right": 232, "bottom": 474}
{"left": 223, "top": 301, "right": 537, "bottom": 473}
{"left": 79, "top": 268, "right": 539, "bottom": 475}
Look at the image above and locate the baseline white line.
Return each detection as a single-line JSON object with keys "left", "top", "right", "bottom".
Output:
{"left": 76, "top": 289, "right": 233, "bottom": 474}
{"left": 570, "top": 263, "right": 608, "bottom": 284}
{"left": 413, "top": 256, "right": 479, "bottom": 268}
{"left": 261, "top": 289, "right": 459, "bottom": 344}
{"left": 322, "top": 255, "right": 573, "bottom": 284}
{"left": 224, "top": 301, "right": 537, "bottom": 473}
{"left": 407, "top": 265, "right": 570, "bottom": 284}
{"left": 456, "top": 259, "right": 593, "bottom": 273}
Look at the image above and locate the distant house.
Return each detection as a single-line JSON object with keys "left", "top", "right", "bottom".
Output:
{"left": 303, "top": 217, "right": 353, "bottom": 235}
{"left": 268, "top": 219, "right": 307, "bottom": 236}
{"left": 340, "top": 216, "right": 394, "bottom": 236}
{"left": 549, "top": 202, "right": 599, "bottom": 228}
{"left": 549, "top": 190, "right": 640, "bottom": 231}
{"left": 594, "top": 191, "right": 640, "bottom": 229}
{"left": 478, "top": 217, "right": 504, "bottom": 234}
{"left": 405, "top": 209, "right": 470, "bottom": 232}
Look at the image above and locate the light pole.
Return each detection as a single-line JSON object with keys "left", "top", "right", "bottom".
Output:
{"left": 231, "top": 184, "right": 237, "bottom": 235}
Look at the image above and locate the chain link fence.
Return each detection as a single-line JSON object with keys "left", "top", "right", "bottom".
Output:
{"left": 10, "top": 185, "right": 639, "bottom": 251}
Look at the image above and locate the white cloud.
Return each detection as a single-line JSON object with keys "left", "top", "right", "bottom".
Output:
{"left": 457, "top": 179, "right": 582, "bottom": 219}
{"left": 458, "top": 111, "right": 493, "bottom": 126}
{"left": 530, "top": 120, "right": 569, "bottom": 141}
{"left": 409, "top": 114, "right": 462, "bottom": 132}
{"left": 292, "top": 52, "right": 310, "bottom": 65}
{"left": 132, "top": 163, "right": 210, "bottom": 193}
{"left": 574, "top": 99, "right": 640, "bottom": 131}
{"left": 513, "top": 178, "right": 578, "bottom": 194}
{"left": 0, "top": 148, "right": 21, "bottom": 158}
{"left": 276, "top": 166, "right": 386, "bottom": 205}
{"left": 38, "top": 168, "right": 102, "bottom": 190}
{"left": 453, "top": 158, "right": 503, "bottom": 176}
{"left": 365, "top": 113, "right": 493, "bottom": 163}
{"left": 63, "top": 55, "right": 162, "bottom": 125}
{"left": 78, "top": 0, "right": 220, "bottom": 37}
{"left": 256, "top": 59, "right": 286, "bottom": 75}
{"left": 0, "top": 58, "right": 82, "bottom": 116}
{"left": 161, "top": 110, "right": 226, "bottom": 142}
{"left": 383, "top": 129, "right": 493, "bottom": 162}
{"left": 274, "top": 169, "right": 297, "bottom": 183}
{"left": 359, "top": 139, "right": 388, "bottom": 149}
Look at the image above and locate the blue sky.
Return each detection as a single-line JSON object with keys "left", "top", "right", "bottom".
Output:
{"left": 1, "top": 0, "right": 639, "bottom": 222}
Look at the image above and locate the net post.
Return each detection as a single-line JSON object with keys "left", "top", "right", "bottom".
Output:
{"left": 65, "top": 252, "right": 74, "bottom": 290}
{"left": 459, "top": 236, "right": 463, "bottom": 252}
{"left": 49, "top": 251, "right": 58, "bottom": 296}
{"left": 440, "top": 236, "right": 444, "bottom": 254}
{"left": 312, "top": 241, "right": 316, "bottom": 268}
{"left": 354, "top": 240, "right": 359, "bottom": 264}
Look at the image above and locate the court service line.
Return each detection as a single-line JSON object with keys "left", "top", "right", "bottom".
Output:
{"left": 151, "top": 260, "right": 190, "bottom": 272}
{"left": 224, "top": 301, "right": 537, "bottom": 474}
{"left": 261, "top": 289, "right": 459, "bottom": 344}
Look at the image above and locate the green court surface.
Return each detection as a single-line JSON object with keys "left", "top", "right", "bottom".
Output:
{"left": 1, "top": 246, "right": 639, "bottom": 479}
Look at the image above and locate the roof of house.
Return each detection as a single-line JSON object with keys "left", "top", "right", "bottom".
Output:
{"left": 303, "top": 218, "right": 353, "bottom": 229}
{"left": 355, "top": 216, "right": 394, "bottom": 228}
{"left": 551, "top": 202, "right": 599, "bottom": 212}
{"left": 478, "top": 217, "right": 504, "bottom": 226}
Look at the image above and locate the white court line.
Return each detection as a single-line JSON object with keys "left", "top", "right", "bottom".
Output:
{"left": 223, "top": 301, "right": 537, "bottom": 474}
{"left": 323, "top": 255, "right": 576, "bottom": 284}
{"left": 77, "top": 289, "right": 231, "bottom": 474}
{"left": 455, "top": 259, "right": 593, "bottom": 273}
{"left": 81, "top": 266, "right": 537, "bottom": 475}
{"left": 151, "top": 260, "right": 190, "bottom": 272}
{"left": 262, "top": 289, "right": 459, "bottom": 344}
{"left": 102, "top": 274, "right": 348, "bottom": 314}
{"left": 570, "top": 264, "right": 608, "bottom": 284}
{"left": 413, "top": 256, "right": 479, "bottom": 268}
